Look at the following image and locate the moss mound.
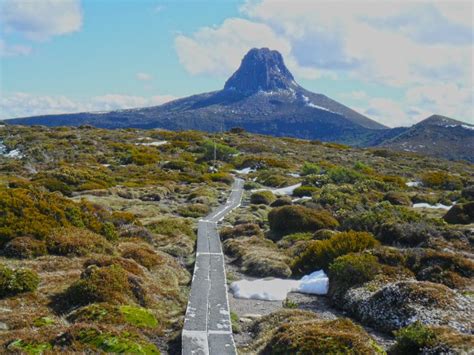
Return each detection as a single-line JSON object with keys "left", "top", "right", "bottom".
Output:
{"left": 383, "top": 191, "right": 412, "bottom": 206}
{"left": 250, "top": 190, "right": 276, "bottom": 205}
{"left": 292, "top": 231, "right": 379, "bottom": 275}
{"left": 0, "top": 264, "right": 39, "bottom": 298}
{"left": 246, "top": 310, "right": 381, "bottom": 354}
{"left": 268, "top": 205, "right": 339, "bottom": 237}
{"left": 443, "top": 202, "right": 474, "bottom": 224}
{"left": 3, "top": 236, "right": 47, "bottom": 259}
{"left": 46, "top": 227, "right": 113, "bottom": 256}
{"left": 328, "top": 253, "right": 381, "bottom": 303}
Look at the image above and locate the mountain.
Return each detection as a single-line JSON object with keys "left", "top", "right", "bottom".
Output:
{"left": 377, "top": 115, "right": 474, "bottom": 162}
{"left": 6, "top": 48, "right": 386, "bottom": 145}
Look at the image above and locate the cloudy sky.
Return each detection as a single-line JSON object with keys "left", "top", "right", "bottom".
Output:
{"left": 1, "top": 0, "right": 472, "bottom": 126}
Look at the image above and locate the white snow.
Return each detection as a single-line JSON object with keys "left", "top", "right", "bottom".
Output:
{"left": 445, "top": 124, "right": 474, "bottom": 131}
{"left": 302, "top": 95, "right": 334, "bottom": 113}
{"left": 234, "top": 167, "right": 255, "bottom": 175}
{"left": 272, "top": 183, "right": 302, "bottom": 196}
{"left": 0, "top": 140, "right": 24, "bottom": 159}
{"left": 288, "top": 172, "right": 301, "bottom": 178}
{"left": 292, "top": 196, "right": 312, "bottom": 202}
{"left": 135, "top": 140, "right": 168, "bottom": 147}
{"left": 230, "top": 270, "right": 328, "bottom": 301}
{"left": 406, "top": 181, "right": 422, "bottom": 187}
{"left": 251, "top": 183, "right": 302, "bottom": 196}
{"left": 413, "top": 202, "right": 453, "bottom": 210}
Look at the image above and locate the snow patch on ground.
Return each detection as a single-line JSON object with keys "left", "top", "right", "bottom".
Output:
{"left": 302, "top": 95, "right": 334, "bottom": 113}
{"left": 288, "top": 172, "right": 301, "bottom": 178}
{"left": 234, "top": 167, "right": 255, "bottom": 175}
{"left": 406, "top": 181, "right": 422, "bottom": 187}
{"left": 0, "top": 140, "right": 24, "bottom": 159}
{"left": 135, "top": 140, "right": 168, "bottom": 147}
{"left": 272, "top": 183, "right": 302, "bottom": 196}
{"left": 445, "top": 124, "right": 474, "bottom": 131}
{"left": 413, "top": 202, "right": 453, "bottom": 210}
{"left": 230, "top": 270, "right": 328, "bottom": 301}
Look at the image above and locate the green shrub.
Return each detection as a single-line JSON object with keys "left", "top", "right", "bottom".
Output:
{"left": 376, "top": 222, "right": 439, "bottom": 247}
{"left": 301, "top": 162, "right": 320, "bottom": 176}
{"left": 327, "top": 166, "right": 363, "bottom": 184}
{"left": 391, "top": 321, "right": 436, "bottom": 354}
{"left": 220, "top": 223, "right": 263, "bottom": 240}
{"left": 0, "top": 265, "right": 40, "bottom": 298}
{"left": 201, "top": 140, "right": 238, "bottom": 162}
{"left": 443, "top": 202, "right": 474, "bottom": 224}
{"left": 268, "top": 205, "right": 339, "bottom": 237}
{"left": 46, "top": 227, "right": 113, "bottom": 256}
{"left": 292, "top": 185, "right": 318, "bottom": 197}
{"left": 270, "top": 196, "right": 292, "bottom": 207}
{"left": 64, "top": 264, "right": 141, "bottom": 307}
{"left": 250, "top": 190, "right": 276, "bottom": 205}
{"left": 421, "top": 171, "right": 463, "bottom": 190}
{"left": 204, "top": 172, "right": 234, "bottom": 185}
{"left": 383, "top": 191, "right": 412, "bottom": 206}
{"left": 178, "top": 203, "right": 210, "bottom": 217}
{"left": 292, "top": 231, "right": 379, "bottom": 275}
{"left": 4, "top": 237, "right": 47, "bottom": 259}
{"left": 262, "top": 317, "right": 381, "bottom": 354}
{"left": 328, "top": 253, "right": 381, "bottom": 303}
{"left": 121, "top": 244, "right": 165, "bottom": 270}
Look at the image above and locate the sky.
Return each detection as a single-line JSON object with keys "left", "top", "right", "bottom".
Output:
{"left": 0, "top": 0, "right": 473, "bottom": 126}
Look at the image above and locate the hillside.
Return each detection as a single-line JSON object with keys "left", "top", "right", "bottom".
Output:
{"left": 0, "top": 125, "right": 473, "bottom": 353}
{"left": 378, "top": 115, "right": 474, "bottom": 162}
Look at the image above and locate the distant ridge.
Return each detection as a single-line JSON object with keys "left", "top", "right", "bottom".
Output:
{"left": 5, "top": 49, "right": 472, "bottom": 162}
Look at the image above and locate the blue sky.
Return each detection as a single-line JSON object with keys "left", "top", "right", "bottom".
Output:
{"left": 1, "top": 0, "right": 473, "bottom": 126}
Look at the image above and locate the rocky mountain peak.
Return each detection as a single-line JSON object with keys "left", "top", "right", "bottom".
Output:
{"left": 224, "top": 48, "right": 298, "bottom": 94}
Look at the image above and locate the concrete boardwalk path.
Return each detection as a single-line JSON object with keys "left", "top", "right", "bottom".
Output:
{"left": 182, "top": 178, "right": 244, "bottom": 354}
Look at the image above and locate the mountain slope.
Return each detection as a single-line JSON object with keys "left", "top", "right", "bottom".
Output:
{"left": 378, "top": 115, "right": 474, "bottom": 162}
{"left": 7, "top": 48, "right": 386, "bottom": 144}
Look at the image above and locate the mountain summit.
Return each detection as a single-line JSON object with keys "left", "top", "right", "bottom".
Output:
{"left": 224, "top": 48, "right": 297, "bottom": 94}
{"left": 8, "top": 47, "right": 388, "bottom": 143}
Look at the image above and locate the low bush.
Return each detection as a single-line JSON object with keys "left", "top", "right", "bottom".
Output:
{"left": 443, "top": 202, "right": 474, "bottom": 224}
{"left": 383, "top": 191, "right": 412, "bottom": 206}
{"left": 391, "top": 321, "right": 437, "bottom": 354}
{"left": 259, "top": 315, "right": 381, "bottom": 354}
{"left": 178, "top": 203, "right": 210, "bottom": 218}
{"left": 120, "top": 243, "right": 165, "bottom": 270}
{"left": 327, "top": 166, "right": 364, "bottom": 184}
{"left": 64, "top": 263, "right": 146, "bottom": 307}
{"left": 3, "top": 236, "right": 47, "bottom": 259}
{"left": 268, "top": 205, "right": 339, "bottom": 237}
{"left": 301, "top": 162, "right": 320, "bottom": 176}
{"left": 0, "top": 265, "right": 40, "bottom": 298}
{"left": 421, "top": 171, "right": 463, "bottom": 190}
{"left": 46, "top": 227, "right": 113, "bottom": 256}
{"left": 377, "top": 222, "right": 439, "bottom": 247}
{"left": 391, "top": 323, "right": 474, "bottom": 355}
{"left": 220, "top": 223, "right": 263, "bottom": 240}
{"left": 292, "top": 231, "right": 379, "bottom": 275}
{"left": 270, "top": 196, "right": 292, "bottom": 207}
{"left": 204, "top": 172, "right": 234, "bottom": 185}
{"left": 250, "top": 190, "right": 276, "bottom": 205}
{"left": 292, "top": 185, "right": 318, "bottom": 197}
{"left": 328, "top": 253, "right": 381, "bottom": 303}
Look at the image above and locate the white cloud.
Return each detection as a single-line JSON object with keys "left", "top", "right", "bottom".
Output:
{"left": 406, "top": 83, "right": 473, "bottom": 123}
{"left": 0, "top": 39, "right": 32, "bottom": 57}
{"left": 1, "top": 0, "right": 83, "bottom": 41}
{"left": 174, "top": 0, "right": 473, "bottom": 125}
{"left": 136, "top": 72, "right": 153, "bottom": 81}
{"left": 0, "top": 93, "right": 177, "bottom": 120}
{"left": 175, "top": 18, "right": 290, "bottom": 76}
